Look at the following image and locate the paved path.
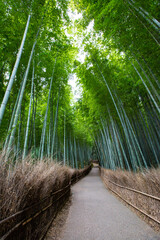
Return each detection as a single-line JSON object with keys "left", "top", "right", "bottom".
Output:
{"left": 60, "top": 168, "right": 159, "bottom": 240}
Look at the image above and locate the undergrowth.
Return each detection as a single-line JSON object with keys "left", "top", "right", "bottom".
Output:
{"left": 101, "top": 168, "right": 160, "bottom": 232}
{"left": 0, "top": 153, "right": 91, "bottom": 239}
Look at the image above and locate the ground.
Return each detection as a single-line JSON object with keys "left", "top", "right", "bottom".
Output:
{"left": 46, "top": 167, "right": 160, "bottom": 240}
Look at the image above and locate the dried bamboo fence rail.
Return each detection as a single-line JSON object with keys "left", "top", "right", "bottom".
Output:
{"left": 0, "top": 165, "right": 92, "bottom": 240}
{"left": 108, "top": 180, "right": 160, "bottom": 202}
{"left": 100, "top": 168, "right": 160, "bottom": 228}
{"left": 107, "top": 186, "right": 160, "bottom": 225}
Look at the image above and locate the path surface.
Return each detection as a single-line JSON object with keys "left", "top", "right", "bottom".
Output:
{"left": 60, "top": 168, "right": 159, "bottom": 240}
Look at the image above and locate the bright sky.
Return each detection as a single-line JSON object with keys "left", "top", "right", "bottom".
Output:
{"left": 67, "top": 9, "right": 94, "bottom": 103}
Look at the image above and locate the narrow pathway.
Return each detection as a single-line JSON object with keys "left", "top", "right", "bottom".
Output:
{"left": 60, "top": 168, "right": 159, "bottom": 240}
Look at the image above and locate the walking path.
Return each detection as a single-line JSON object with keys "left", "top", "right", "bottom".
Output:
{"left": 60, "top": 167, "right": 159, "bottom": 240}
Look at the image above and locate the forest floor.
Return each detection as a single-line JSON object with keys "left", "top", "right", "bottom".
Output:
{"left": 50, "top": 167, "right": 159, "bottom": 240}
{"left": 45, "top": 199, "right": 71, "bottom": 240}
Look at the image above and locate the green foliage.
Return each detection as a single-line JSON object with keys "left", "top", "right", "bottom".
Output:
{"left": 0, "top": 0, "right": 159, "bottom": 169}
{"left": 70, "top": 0, "right": 160, "bottom": 139}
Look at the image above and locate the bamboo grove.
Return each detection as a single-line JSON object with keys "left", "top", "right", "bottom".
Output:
{"left": 0, "top": 0, "right": 92, "bottom": 168}
{"left": 0, "top": 0, "right": 160, "bottom": 171}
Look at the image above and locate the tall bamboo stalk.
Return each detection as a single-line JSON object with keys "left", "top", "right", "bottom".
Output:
{"left": 23, "top": 63, "right": 34, "bottom": 159}
{"left": 40, "top": 60, "right": 57, "bottom": 160}
{"left": 0, "top": 15, "right": 31, "bottom": 125}
{"left": 63, "top": 111, "right": 66, "bottom": 165}
{"left": 51, "top": 87, "right": 60, "bottom": 158}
